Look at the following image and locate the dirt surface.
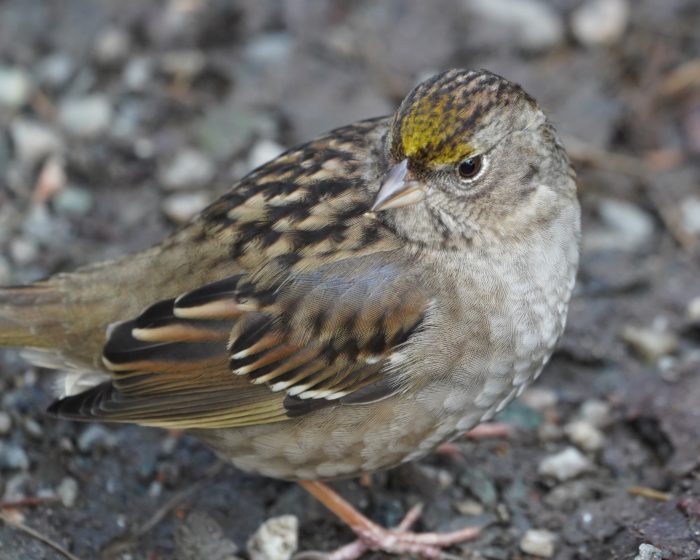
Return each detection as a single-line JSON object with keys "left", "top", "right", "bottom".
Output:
{"left": 1, "top": 1, "right": 699, "bottom": 559}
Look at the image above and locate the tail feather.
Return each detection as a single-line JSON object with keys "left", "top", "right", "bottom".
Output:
{"left": 0, "top": 227, "right": 234, "bottom": 372}
{"left": 0, "top": 284, "right": 65, "bottom": 348}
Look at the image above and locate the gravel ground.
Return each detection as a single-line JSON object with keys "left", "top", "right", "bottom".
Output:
{"left": 1, "top": 1, "right": 699, "bottom": 559}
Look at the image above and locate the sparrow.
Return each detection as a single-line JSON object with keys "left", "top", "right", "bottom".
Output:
{"left": 0, "top": 69, "right": 580, "bottom": 558}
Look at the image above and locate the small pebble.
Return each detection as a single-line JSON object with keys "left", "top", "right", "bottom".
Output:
{"left": 464, "top": 0, "right": 565, "bottom": 52}
{"left": 123, "top": 56, "right": 153, "bottom": 91}
{"left": 455, "top": 498, "right": 485, "bottom": 516}
{"left": 414, "top": 464, "right": 455, "bottom": 491}
{"left": 160, "top": 434, "right": 178, "bottom": 455}
{"left": 571, "top": 0, "right": 629, "bottom": 46}
{"left": 688, "top": 296, "right": 700, "bottom": 322}
{"left": 680, "top": 196, "right": 700, "bottom": 236}
{"left": 161, "top": 50, "right": 206, "bottom": 80}
{"left": 634, "top": 543, "right": 664, "bottom": 560}
{"left": 584, "top": 199, "right": 654, "bottom": 253}
{"left": 248, "top": 139, "right": 285, "bottom": 171}
{"left": 564, "top": 420, "right": 604, "bottom": 451}
{"left": 538, "top": 447, "right": 592, "bottom": 481}
{"left": 94, "top": 26, "right": 131, "bottom": 65}
{"left": 10, "top": 237, "right": 39, "bottom": 266}
{"left": 23, "top": 204, "right": 69, "bottom": 244}
{"left": 162, "top": 192, "right": 210, "bottom": 224}
{"left": 36, "top": 54, "right": 74, "bottom": 88}
{"left": 78, "top": 424, "right": 117, "bottom": 452}
{"left": 0, "top": 411, "right": 12, "bottom": 435}
{"left": 621, "top": 324, "right": 678, "bottom": 362}
{"left": 148, "top": 480, "right": 163, "bottom": 498}
{"left": 159, "top": 148, "right": 215, "bottom": 191}
{"left": 11, "top": 119, "right": 63, "bottom": 167}
{"left": 459, "top": 466, "right": 498, "bottom": 506}
{"left": 579, "top": 399, "right": 610, "bottom": 428}
{"left": 0, "top": 441, "right": 30, "bottom": 470}
{"left": 57, "top": 477, "right": 79, "bottom": 508}
{"left": 520, "top": 529, "right": 556, "bottom": 558}
{"left": 244, "top": 33, "right": 292, "bottom": 67}
{"left": 59, "top": 95, "right": 113, "bottom": 138}
{"left": 0, "top": 65, "right": 32, "bottom": 109}
{"left": 544, "top": 480, "right": 591, "bottom": 508}
{"left": 53, "top": 186, "right": 93, "bottom": 216}
{"left": 23, "top": 418, "right": 43, "bottom": 439}
{"left": 247, "top": 515, "right": 299, "bottom": 560}
{"left": 520, "top": 387, "right": 558, "bottom": 411}
{"left": 175, "top": 510, "right": 240, "bottom": 560}
{"left": 538, "top": 421, "right": 564, "bottom": 442}
{"left": 2, "top": 473, "right": 31, "bottom": 502}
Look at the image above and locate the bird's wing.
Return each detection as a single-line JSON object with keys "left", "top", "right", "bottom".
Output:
{"left": 48, "top": 254, "right": 431, "bottom": 429}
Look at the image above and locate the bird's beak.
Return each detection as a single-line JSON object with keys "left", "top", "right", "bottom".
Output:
{"left": 371, "top": 159, "right": 425, "bottom": 212}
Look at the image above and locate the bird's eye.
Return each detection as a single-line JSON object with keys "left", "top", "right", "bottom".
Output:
{"left": 457, "top": 156, "right": 483, "bottom": 181}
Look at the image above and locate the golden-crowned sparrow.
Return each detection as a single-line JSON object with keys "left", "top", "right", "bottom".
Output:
{"left": 0, "top": 69, "right": 580, "bottom": 557}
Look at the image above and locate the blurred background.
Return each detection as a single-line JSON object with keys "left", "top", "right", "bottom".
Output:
{"left": 0, "top": 1, "right": 699, "bottom": 559}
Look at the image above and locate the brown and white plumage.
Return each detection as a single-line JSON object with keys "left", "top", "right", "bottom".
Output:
{"left": 0, "top": 69, "right": 580, "bottom": 481}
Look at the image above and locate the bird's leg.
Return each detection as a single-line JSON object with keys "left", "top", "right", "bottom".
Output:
{"left": 464, "top": 422, "right": 511, "bottom": 440}
{"left": 297, "top": 480, "right": 481, "bottom": 559}
{"left": 435, "top": 422, "right": 512, "bottom": 458}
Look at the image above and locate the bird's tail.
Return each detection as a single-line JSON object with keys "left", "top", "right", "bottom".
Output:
{"left": 0, "top": 227, "right": 231, "bottom": 369}
{"left": 0, "top": 283, "right": 64, "bottom": 349}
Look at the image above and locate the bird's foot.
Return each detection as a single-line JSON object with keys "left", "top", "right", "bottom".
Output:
{"left": 296, "top": 481, "right": 481, "bottom": 559}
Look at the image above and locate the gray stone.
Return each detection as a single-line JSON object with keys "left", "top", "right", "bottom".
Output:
{"left": 680, "top": 196, "right": 700, "bottom": 236}
{"left": 244, "top": 33, "right": 292, "bottom": 67}
{"left": 175, "top": 510, "right": 240, "bottom": 560}
{"left": 688, "top": 297, "right": 700, "bottom": 322}
{"left": 584, "top": 199, "right": 654, "bottom": 253}
{"left": 459, "top": 466, "right": 498, "bottom": 505}
{"left": 162, "top": 192, "right": 210, "bottom": 224}
{"left": 53, "top": 186, "right": 93, "bottom": 216}
{"left": 77, "top": 424, "right": 117, "bottom": 452}
{"left": 247, "top": 139, "right": 284, "bottom": 172}
{"left": 538, "top": 447, "right": 592, "bottom": 481}
{"left": 519, "top": 387, "right": 558, "bottom": 411}
{"left": 463, "top": 0, "right": 564, "bottom": 52}
{"left": 22, "top": 418, "right": 43, "bottom": 439}
{"left": 455, "top": 498, "right": 485, "bottom": 516}
{"left": 57, "top": 477, "right": 79, "bottom": 508}
{"left": 0, "top": 412, "right": 12, "bottom": 435}
{"left": 36, "top": 54, "right": 74, "bottom": 88}
{"left": 2, "top": 473, "right": 31, "bottom": 502}
{"left": 579, "top": 399, "right": 611, "bottom": 428}
{"left": 0, "top": 441, "right": 30, "bottom": 470}
{"left": 22, "top": 204, "right": 70, "bottom": 246}
{"left": 94, "top": 27, "right": 131, "bottom": 65}
{"left": 0, "top": 66, "right": 32, "bottom": 109}
{"left": 123, "top": 56, "right": 153, "bottom": 91}
{"left": 247, "top": 515, "right": 298, "bottom": 560}
{"left": 620, "top": 324, "right": 678, "bottom": 362}
{"left": 572, "top": 0, "right": 629, "bottom": 46}
{"left": 634, "top": 543, "right": 664, "bottom": 560}
{"left": 564, "top": 420, "right": 604, "bottom": 452}
{"left": 11, "top": 119, "right": 63, "bottom": 167}
{"left": 9, "top": 237, "right": 39, "bottom": 266}
{"left": 198, "top": 101, "right": 277, "bottom": 159}
{"left": 59, "top": 95, "right": 113, "bottom": 138}
{"left": 159, "top": 149, "right": 215, "bottom": 191}
{"left": 161, "top": 50, "right": 206, "bottom": 80}
{"left": 520, "top": 529, "right": 556, "bottom": 557}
